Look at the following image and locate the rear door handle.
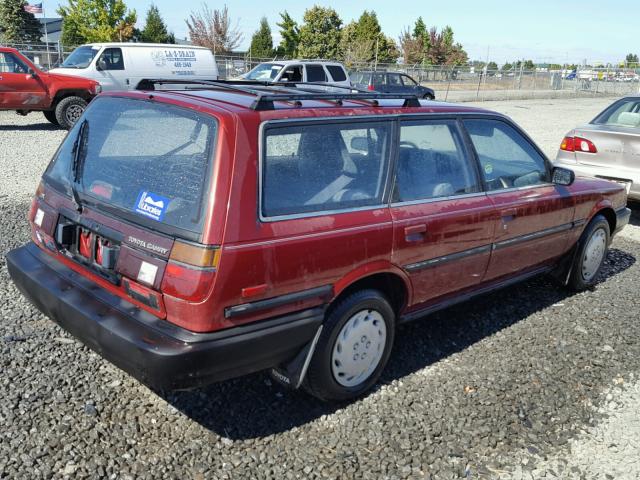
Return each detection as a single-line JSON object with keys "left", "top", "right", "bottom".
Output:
{"left": 404, "top": 224, "right": 427, "bottom": 241}
{"left": 501, "top": 208, "right": 517, "bottom": 220}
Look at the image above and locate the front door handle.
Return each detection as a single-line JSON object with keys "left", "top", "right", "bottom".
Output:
{"left": 404, "top": 224, "right": 427, "bottom": 241}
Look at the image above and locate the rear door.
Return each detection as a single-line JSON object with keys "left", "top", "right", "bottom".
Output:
{"left": 390, "top": 118, "right": 495, "bottom": 308}
{"left": 386, "top": 73, "right": 404, "bottom": 94}
{"left": 0, "top": 51, "right": 48, "bottom": 108}
{"left": 462, "top": 117, "right": 575, "bottom": 281}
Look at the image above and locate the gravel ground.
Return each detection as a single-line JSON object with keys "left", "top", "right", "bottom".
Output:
{"left": 1, "top": 99, "right": 640, "bottom": 479}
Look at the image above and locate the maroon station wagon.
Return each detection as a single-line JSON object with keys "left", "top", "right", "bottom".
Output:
{"left": 7, "top": 81, "right": 630, "bottom": 401}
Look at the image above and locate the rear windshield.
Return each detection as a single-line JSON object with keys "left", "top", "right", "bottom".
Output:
{"left": 592, "top": 97, "right": 640, "bottom": 127}
{"left": 45, "top": 97, "right": 218, "bottom": 237}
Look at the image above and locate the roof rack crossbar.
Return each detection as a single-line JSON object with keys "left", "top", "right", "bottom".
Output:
{"left": 137, "top": 79, "right": 422, "bottom": 110}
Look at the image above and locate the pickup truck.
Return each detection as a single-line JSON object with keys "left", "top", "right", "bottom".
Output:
{"left": 0, "top": 47, "right": 101, "bottom": 128}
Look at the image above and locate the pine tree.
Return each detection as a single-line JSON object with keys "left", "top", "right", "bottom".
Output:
{"left": 141, "top": 4, "right": 173, "bottom": 43}
{"left": 0, "top": 0, "right": 42, "bottom": 43}
{"left": 249, "top": 16, "right": 273, "bottom": 58}
{"left": 276, "top": 11, "right": 299, "bottom": 57}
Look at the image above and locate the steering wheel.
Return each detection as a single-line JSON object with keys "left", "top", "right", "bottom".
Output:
{"left": 399, "top": 140, "right": 419, "bottom": 149}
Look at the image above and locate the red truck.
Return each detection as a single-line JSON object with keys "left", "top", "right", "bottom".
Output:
{"left": 0, "top": 47, "right": 100, "bottom": 128}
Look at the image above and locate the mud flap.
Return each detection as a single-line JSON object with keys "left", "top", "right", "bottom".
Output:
{"left": 270, "top": 326, "right": 323, "bottom": 389}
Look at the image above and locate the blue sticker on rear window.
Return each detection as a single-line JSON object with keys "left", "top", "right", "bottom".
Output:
{"left": 134, "top": 191, "right": 170, "bottom": 221}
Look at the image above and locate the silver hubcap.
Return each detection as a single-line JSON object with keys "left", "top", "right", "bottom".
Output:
{"left": 331, "top": 309, "right": 387, "bottom": 387}
{"left": 65, "top": 104, "right": 84, "bottom": 124}
{"left": 582, "top": 228, "right": 607, "bottom": 282}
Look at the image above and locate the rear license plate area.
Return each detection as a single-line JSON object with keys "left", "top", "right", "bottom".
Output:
{"left": 55, "top": 217, "right": 121, "bottom": 283}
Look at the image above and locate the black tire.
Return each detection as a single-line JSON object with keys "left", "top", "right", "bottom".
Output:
{"left": 423, "top": 93, "right": 435, "bottom": 100}
{"left": 43, "top": 110, "right": 60, "bottom": 126}
{"left": 304, "top": 289, "right": 395, "bottom": 402}
{"left": 567, "top": 214, "right": 610, "bottom": 291}
{"left": 54, "top": 96, "right": 87, "bottom": 129}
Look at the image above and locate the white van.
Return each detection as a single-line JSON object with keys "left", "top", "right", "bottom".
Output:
{"left": 242, "top": 60, "right": 351, "bottom": 87}
{"left": 50, "top": 43, "right": 218, "bottom": 91}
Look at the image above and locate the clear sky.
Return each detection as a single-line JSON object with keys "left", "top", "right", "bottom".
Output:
{"left": 50, "top": 0, "right": 638, "bottom": 65}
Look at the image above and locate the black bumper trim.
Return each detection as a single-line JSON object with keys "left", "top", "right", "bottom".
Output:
{"left": 614, "top": 207, "right": 631, "bottom": 235}
{"left": 7, "top": 243, "right": 324, "bottom": 390}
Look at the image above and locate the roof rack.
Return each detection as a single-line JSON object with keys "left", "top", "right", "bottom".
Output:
{"left": 136, "top": 79, "right": 422, "bottom": 111}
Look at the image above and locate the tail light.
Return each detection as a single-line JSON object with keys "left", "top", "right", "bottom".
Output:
{"left": 560, "top": 136, "right": 597, "bottom": 153}
{"left": 160, "top": 241, "right": 220, "bottom": 302}
{"left": 367, "top": 84, "right": 375, "bottom": 91}
{"left": 28, "top": 181, "right": 45, "bottom": 222}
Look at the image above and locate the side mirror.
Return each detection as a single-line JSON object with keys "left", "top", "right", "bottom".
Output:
{"left": 96, "top": 59, "right": 107, "bottom": 71}
{"left": 552, "top": 166, "right": 575, "bottom": 186}
{"left": 28, "top": 68, "right": 37, "bottom": 78}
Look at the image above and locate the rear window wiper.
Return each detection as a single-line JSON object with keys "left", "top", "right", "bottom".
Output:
{"left": 70, "top": 119, "right": 89, "bottom": 212}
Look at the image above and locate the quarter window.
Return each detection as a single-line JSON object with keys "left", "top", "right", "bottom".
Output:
{"left": 395, "top": 120, "right": 480, "bottom": 202}
{"left": 98, "top": 48, "right": 125, "bottom": 70}
{"left": 464, "top": 119, "right": 549, "bottom": 191}
{"left": 326, "top": 65, "right": 347, "bottom": 82}
{"left": 262, "top": 121, "right": 392, "bottom": 217}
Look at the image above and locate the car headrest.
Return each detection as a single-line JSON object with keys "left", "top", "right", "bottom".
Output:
{"left": 617, "top": 111, "right": 640, "bottom": 127}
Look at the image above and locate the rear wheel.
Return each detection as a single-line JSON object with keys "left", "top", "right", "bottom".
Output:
{"left": 55, "top": 96, "right": 87, "bottom": 129}
{"left": 304, "top": 289, "right": 395, "bottom": 401}
{"left": 43, "top": 110, "right": 59, "bottom": 126}
{"left": 567, "top": 214, "right": 610, "bottom": 291}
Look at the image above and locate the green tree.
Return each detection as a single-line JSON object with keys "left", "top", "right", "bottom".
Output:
{"left": 249, "top": 16, "right": 273, "bottom": 58}
{"left": 0, "top": 0, "right": 42, "bottom": 43}
{"left": 625, "top": 53, "right": 639, "bottom": 66}
{"left": 412, "top": 16, "right": 426, "bottom": 39}
{"left": 58, "top": 0, "right": 137, "bottom": 45}
{"left": 487, "top": 61, "right": 498, "bottom": 71}
{"left": 523, "top": 59, "right": 535, "bottom": 70}
{"left": 297, "top": 6, "right": 342, "bottom": 59}
{"left": 501, "top": 62, "right": 513, "bottom": 71}
{"left": 275, "top": 11, "right": 299, "bottom": 57}
{"left": 141, "top": 4, "right": 174, "bottom": 43}
{"left": 340, "top": 10, "right": 397, "bottom": 64}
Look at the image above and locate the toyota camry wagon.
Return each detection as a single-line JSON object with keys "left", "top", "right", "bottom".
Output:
{"left": 7, "top": 80, "right": 630, "bottom": 401}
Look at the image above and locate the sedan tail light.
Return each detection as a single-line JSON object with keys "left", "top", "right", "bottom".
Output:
{"left": 560, "top": 136, "right": 597, "bottom": 153}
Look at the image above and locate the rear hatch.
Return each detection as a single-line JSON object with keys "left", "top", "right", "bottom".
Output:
{"left": 35, "top": 95, "right": 220, "bottom": 318}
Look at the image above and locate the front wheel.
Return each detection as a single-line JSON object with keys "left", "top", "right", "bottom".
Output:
{"left": 55, "top": 96, "right": 87, "bottom": 129}
{"left": 567, "top": 214, "right": 610, "bottom": 291}
{"left": 304, "top": 289, "right": 395, "bottom": 402}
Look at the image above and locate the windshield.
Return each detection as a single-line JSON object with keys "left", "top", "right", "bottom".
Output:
{"left": 61, "top": 46, "right": 100, "bottom": 69}
{"left": 244, "top": 63, "right": 283, "bottom": 81}
{"left": 45, "top": 97, "right": 218, "bottom": 236}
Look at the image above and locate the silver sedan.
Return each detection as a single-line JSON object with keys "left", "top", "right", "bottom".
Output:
{"left": 555, "top": 95, "right": 640, "bottom": 200}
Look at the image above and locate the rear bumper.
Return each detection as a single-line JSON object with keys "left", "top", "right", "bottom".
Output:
{"left": 614, "top": 206, "right": 632, "bottom": 236}
{"left": 6, "top": 243, "right": 324, "bottom": 390}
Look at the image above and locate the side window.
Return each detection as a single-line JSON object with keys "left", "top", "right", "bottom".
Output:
{"left": 373, "top": 73, "right": 386, "bottom": 86}
{"left": 262, "top": 121, "right": 392, "bottom": 217}
{"left": 0, "top": 53, "right": 28, "bottom": 73}
{"left": 326, "top": 65, "right": 347, "bottom": 82}
{"left": 401, "top": 75, "right": 417, "bottom": 86}
{"left": 306, "top": 64, "right": 327, "bottom": 82}
{"left": 463, "top": 119, "right": 549, "bottom": 191}
{"left": 98, "top": 48, "right": 125, "bottom": 71}
{"left": 280, "top": 65, "right": 302, "bottom": 82}
{"left": 388, "top": 74, "right": 402, "bottom": 86}
{"left": 395, "top": 120, "right": 480, "bottom": 202}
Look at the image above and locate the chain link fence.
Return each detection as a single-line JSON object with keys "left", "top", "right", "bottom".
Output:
{"left": 4, "top": 42, "right": 639, "bottom": 102}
